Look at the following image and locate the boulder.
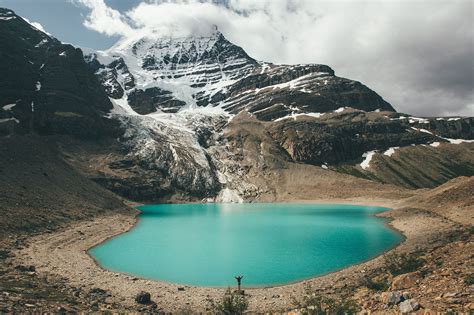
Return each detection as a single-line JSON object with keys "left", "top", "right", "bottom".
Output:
{"left": 381, "top": 291, "right": 404, "bottom": 306}
{"left": 135, "top": 291, "right": 151, "bottom": 304}
{"left": 399, "top": 299, "right": 420, "bottom": 313}
{"left": 15, "top": 265, "right": 35, "bottom": 272}
{"left": 391, "top": 272, "right": 421, "bottom": 290}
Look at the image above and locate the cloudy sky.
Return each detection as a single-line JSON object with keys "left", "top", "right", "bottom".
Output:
{"left": 2, "top": 0, "right": 473, "bottom": 116}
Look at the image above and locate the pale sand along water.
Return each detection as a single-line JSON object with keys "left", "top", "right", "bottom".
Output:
{"left": 14, "top": 197, "right": 460, "bottom": 312}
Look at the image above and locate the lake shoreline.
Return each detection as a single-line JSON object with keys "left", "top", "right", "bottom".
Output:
{"left": 14, "top": 195, "right": 468, "bottom": 313}
{"left": 88, "top": 202, "right": 404, "bottom": 289}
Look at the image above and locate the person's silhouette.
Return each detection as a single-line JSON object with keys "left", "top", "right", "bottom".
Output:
{"left": 235, "top": 275, "right": 243, "bottom": 292}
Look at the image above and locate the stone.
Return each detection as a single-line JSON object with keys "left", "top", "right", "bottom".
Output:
{"left": 89, "top": 288, "right": 107, "bottom": 296}
{"left": 443, "top": 292, "right": 457, "bottom": 298}
{"left": 381, "top": 291, "right": 404, "bottom": 306}
{"left": 399, "top": 299, "right": 420, "bottom": 313}
{"left": 391, "top": 272, "right": 421, "bottom": 290}
{"left": 135, "top": 291, "right": 151, "bottom": 304}
{"left": 15, "top": 265, "right": 35, "bottom": 272}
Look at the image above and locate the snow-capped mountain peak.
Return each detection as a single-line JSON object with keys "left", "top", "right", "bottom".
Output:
{"left": 85, "top": 26, "right": 393, "bottom": 119}
{"left": 86, "top": 27, "right": 259, "bottom": 113}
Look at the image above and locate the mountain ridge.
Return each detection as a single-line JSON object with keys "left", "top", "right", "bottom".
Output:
{"left": 0, "top": 7, "right": 472, "bottom": 204}
{"left": 85, "top": 27, "right": 395, "bottom": 118}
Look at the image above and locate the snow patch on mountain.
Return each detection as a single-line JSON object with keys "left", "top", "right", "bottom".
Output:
{"left": 274, "top": 112, "right": 324, "bottom": 122}
{"left": 2, "top": 103, "right": 16, "bottom": 111}
{"left": 383, "top": 147, "right": 399, "bottom": 157}
{"left": 360, "top": 151, "right": 377, "bottom": 169}
{"left": 0, "top": 117, "right": 19, "bottom": 123}
{"left": 443, "top": 138, "right": 474, "bottom": 144}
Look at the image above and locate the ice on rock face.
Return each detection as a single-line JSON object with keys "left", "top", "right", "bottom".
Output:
{"left": 117, "top": 113, "right": 224, "bottom": 195}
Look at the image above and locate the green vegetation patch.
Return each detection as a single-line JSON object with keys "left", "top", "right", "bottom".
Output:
{"left": 54, "top": 111, "right": 84, "bottom": 118}
{"left": 292, "top": 286, "right": 360, "bottom": 315}
{"left": 207, "top": 288, "right": 249, "bottom": 315}
{"left": 384, "top": 251, "right": 425, "bottom": 276}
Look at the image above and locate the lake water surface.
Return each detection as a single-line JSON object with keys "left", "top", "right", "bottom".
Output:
{"left": 90, "top": 203, "right": 402, "bottom": 287}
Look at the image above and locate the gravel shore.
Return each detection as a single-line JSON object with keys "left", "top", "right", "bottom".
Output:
{"left": 12, "top": 195, "right": 472, "bottom": 313}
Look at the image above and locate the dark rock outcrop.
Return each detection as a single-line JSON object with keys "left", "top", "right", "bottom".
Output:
{"left": 84, "top": 54, "right": 135, "bottom": 99}
{"left": 127, "top": 87, "right": 186, "bottom": 114}
{"left": 0, "top": 8, "right": 113, "bottom": 138}
{"left": 197, "top": 64, "right": 394, "bottom": 120}
{"left": 410, "top": 117, "right": 474, "bottom": 139}
{"left": 268, "top": 111, "right": 434, "bottom": 165}
{"left": 134, "top": 291, "right": 151, "bottom": 304}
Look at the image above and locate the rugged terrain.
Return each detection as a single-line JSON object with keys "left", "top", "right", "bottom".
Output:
{"left": 80, "top": 26, "right": 474, "bottom": 202}
{"left": 0, "top": 7, "right": 473, "bottom": 314}
{"left": 2, "top": 7, "right": 473, "bottom": 204}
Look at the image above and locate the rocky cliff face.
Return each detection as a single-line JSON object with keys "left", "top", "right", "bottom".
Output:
{"left": 0, "top": 8, "right": 113, "bottom": 138}
{"left": 268, "top": 110, "right": 436, "bottom": 165}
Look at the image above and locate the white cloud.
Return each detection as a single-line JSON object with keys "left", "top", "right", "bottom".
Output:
{"left": 74, "top": 0, "right": 134, "bottom": 37}
{"left": 75, "top": 0, "right": 474, "bottom": 116}
{"left": 128, "top": 2, "right": 230, "bottom": 37}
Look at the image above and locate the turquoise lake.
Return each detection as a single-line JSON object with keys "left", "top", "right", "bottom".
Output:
{"left": 90, "top": 203, "right": 402, "bottom": 287}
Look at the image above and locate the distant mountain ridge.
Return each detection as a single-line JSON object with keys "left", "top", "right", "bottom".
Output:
{"left": 85, "top": 27, "right": 395, "bottom": 119}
